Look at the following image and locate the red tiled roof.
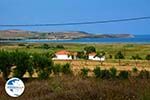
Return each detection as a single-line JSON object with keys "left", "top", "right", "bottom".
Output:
{"left": 55, "top": 50, "right": 71, "bottom": 55}
{"left": 89, "top": 52, "right": 96, "bottom": 56}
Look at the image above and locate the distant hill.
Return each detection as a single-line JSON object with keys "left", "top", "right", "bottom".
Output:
{"left": 0, "top": 30, "right": 134, "bottom": 40}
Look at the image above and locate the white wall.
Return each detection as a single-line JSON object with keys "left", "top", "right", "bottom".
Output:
{"left": 53, "top": 54, "right": 72, "bottom": 60}
{"left": 89, "top": 55, "right": 105, "bottom": 61}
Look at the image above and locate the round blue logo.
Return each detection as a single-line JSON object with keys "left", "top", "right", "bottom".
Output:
{"left": 5, "top": 77, "right": 25, "bottom": 97}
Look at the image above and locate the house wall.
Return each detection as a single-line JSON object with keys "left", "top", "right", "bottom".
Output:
{"left": 89, "top": 56, "right": 105, "bottom": 61}
{"left": 53, "top": 54, "right": 72, "bottom": 60}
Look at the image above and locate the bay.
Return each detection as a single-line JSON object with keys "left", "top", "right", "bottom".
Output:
{"left": 1, "top": 35, "right": 150, "bottom": 44}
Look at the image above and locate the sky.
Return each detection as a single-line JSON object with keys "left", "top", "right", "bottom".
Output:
{"left": 0, "top": 0, "right": 150, "bottom": 34}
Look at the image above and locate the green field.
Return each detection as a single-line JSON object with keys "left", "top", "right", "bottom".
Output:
{"left": 1, "top": 43, "right": 150, "bottom": 59}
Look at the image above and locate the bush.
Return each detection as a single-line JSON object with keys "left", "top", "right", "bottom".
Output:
{"left": 81, "top": 67, "right": 89, "bottom": 78}
{"left": 18, "top": 43, "right": 25, "bottom": 46}
{"left": 93, "top": 66, "right": 101, "bottom": 78}
{"left": 138, "top": 70, "right": 150, "bottom": 79}
{"left": 53, "top": 64, "right": 62, "bottom": 75}
{"left": 110, "top": 67, "right": 117, "bottom": 78}
{"left": 132, "top": 67, "right": 138, "bottom": 73}
{"left": 38, "top": 71, "right": 50, "bottom": 80}
{"left": 118, "top": 71, "right": 129, "bottom": 79}
{"left": 100, "top": 69, "right": 111, "bottom": 79}
{"left": 41, "top": 44, "right": 49, "bottom": 49}
{"left": 62, "top": 63, "right": 72, "bottom": 75}
{"left": 56, "top": 45, "right": 65, "bottom": 49}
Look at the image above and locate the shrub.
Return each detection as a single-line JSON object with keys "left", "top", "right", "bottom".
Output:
{"left": 110, "top": 67, "right": 117, "bottom": 78}
{"left": 132, "top": 67, "right": 138, "bottom": 73}
{"left": 80, "top": 67, "right": 89, "bottom": 78}
{"left": 41, "top": 44, "right": 49, "bottom": 49}
{"left": 109, "top": 54, "right": 113, "bottom": 59}
{"left": 138, "top": 70, "right": 150, "bottom": 79}
{"left": 115, "top": 51, "right": 125, "bottom": 65}
{"left": 100, "top": 69, "right": 111, "bottom": 79}
{"left": 93, "top": 66, "right": 101, "bottom": 78}
{"left": 62, "top": 63, "right": 72, "bottom": 75}
{"left": 38, "top": 71, "right": 50, "bottom": 80}
{"left": 56, "top": 45, "right": 65, "bottom": 49}
{"left": 53, "top": 64, "right": 62, "bottom": 75}
{"left": 18, "top": 43, "right": 25, "bottom": 46}
{"left": 118, "top": 71, "right": 129, "bottom": 79}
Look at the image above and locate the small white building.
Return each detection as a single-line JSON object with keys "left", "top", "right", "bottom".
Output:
{"left": 88, "top": 52, "right": 105, "bottom": 61}
{"left": 52, "top": 50, "right": 75, "bottom": 60}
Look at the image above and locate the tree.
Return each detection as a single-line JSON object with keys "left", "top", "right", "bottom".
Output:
{"left": 131, "top": 54, "right": 142, "bottom": 66}
{"left": 13, "top": 51, "right": 33, "bottom": 78}
{"left": 76, "top": 51, "right": 88, "bottom": 60}
{"left": 145, "top": 54, "right": 150, "bottom": 65}
{"left": 32, "top": 53, "right": 53, "bottom": 79}
{"left": 95, "top": 51, "right": 105, "bottom": 65}
{"left": 115, "top": 51, "right": 124, "bottom": 65}
{"left": 41, "top": 43, "right": 49, "bottom": 49}
{"left": 0, "top": 50, "right": 13, "bottom": 80}
{"left": 84, "top": 46, "right": 96, "bottom": 54}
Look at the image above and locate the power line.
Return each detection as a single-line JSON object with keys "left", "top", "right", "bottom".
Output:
{"left": 0, "top": 16, "right": 150, "bottom": 27}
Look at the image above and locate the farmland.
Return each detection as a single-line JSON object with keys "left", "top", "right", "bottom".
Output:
{"left": 0, "top": 43, "right": 150, "bottom": 100}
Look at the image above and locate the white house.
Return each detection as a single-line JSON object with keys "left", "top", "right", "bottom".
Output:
{"left": 88, "top": 52, "right": 105, "bottom": 61}
{"left": 52, "top": 50, "right": 76, "bottom": 60}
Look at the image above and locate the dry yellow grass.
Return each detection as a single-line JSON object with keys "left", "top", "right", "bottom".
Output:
{"left": 54, "top": 60, "right": 150, "bottom": 73}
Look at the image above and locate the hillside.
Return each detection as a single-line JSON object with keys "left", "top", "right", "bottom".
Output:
{"left": 0, "top": 30, "right": 134, "bottom": 40}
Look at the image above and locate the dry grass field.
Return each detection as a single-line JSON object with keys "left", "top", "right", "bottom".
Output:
{"left": 0, "top": 76, "right": 150, "bottom": 100}
{"left": 54, "top": 60, "right": 150, "bottom": 75}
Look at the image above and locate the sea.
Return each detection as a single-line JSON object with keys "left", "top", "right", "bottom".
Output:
{"left": 1, "top": 35, "right": 150, "bottom": 44}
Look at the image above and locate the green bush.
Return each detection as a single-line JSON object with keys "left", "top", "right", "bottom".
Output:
{"left": 118, "top": 71, "right": 129, "bottom": 79}
{"left": 110, "top": 67, "right": 117, "bottom": 78}
{"left": 38, "top": 70, "right": 50, "bottom": 80}
{"left": 81, "top": 67, "right": 89, "bottom": 78}
{"left": 132, "top": 67, "right": 138, "bottom": 73}
{"left": 62, "top": 63, "right": 72, "bottom": 75}
{"left": 56, "top": 45, "right": 65, "bottom": 49}
{"left": 53, "top": 64, "right": 62, "bottom": 75}
{"left": 18, "top": 43, "right": 25, "bottom": 46}
{"left": 93, "top": 66, "right": 101, "bottom": 78}
{"left": 100, "top": 69, "right": 111, "bottom": 79}
{"left": 138, "top": 70, "right": 150, "bottom": 79}
{"left": 41, "top": 44, "right": 50, "bottom": 49}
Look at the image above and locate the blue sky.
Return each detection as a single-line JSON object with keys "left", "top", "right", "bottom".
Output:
{"left": 0, "top": 0, "right": 150, "bottom": 34}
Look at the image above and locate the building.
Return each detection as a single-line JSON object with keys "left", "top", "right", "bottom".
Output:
{"left": 52, "top": 50, "right": 76, "bottom": 60}
{"left": 88, "top": 52, "right": 105, "bottom": 61}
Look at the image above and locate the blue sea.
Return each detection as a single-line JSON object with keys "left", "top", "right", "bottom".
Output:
{"left": 1, "top": 35, "right": 150, "bottom": 44}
